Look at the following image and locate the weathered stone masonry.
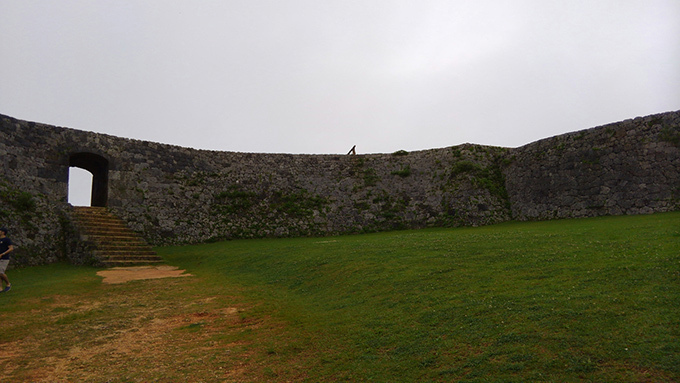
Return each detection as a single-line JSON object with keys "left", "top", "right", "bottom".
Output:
{"left": 1, "top": 111, "right": 678, "bottom": 266}
{"left": 506, "top": 112, "right": 680, "bottom": 220}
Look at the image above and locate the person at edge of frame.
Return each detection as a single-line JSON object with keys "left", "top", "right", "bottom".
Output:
{"left": 0, "top": 227, "right": 14, "bottom": 292}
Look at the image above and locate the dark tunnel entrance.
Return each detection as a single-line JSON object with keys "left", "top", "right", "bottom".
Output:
{"left": 69, "top": 153, "right": 109, "bottom": 207}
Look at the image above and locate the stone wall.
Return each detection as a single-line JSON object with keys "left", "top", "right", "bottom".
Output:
{"left": 0, "top": 110, "right": 678, "bottom": 265}
{"left": 506, "top": 112, "right": 680, "bottom": 220}
{"left": 111, "top": 143, "right": 512, "bottom": 244}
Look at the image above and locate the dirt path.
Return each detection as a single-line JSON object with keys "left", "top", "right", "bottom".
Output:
{"left": 96, "top": 265, "right": 193, "bottom": 284}
{"left": 0, "top": 270, "right": 296, "bottom": 382}
{"left": 0, "top": 265, "right": 318, "bottom": 382}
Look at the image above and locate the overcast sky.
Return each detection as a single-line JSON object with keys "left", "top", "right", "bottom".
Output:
{"left": 2, "top": 0, "right": 679, "bottom": 155}
{"left": 1, "top": 1, "right": 679, "bottom": 204}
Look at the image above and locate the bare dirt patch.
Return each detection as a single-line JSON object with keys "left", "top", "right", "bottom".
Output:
{"left": 0, "top": 277, "right": 276, "bottom": 382}
{"left": 96, "top": 265, "right": 193, "bottom": 284}
{"left": 1, "top": 268, "right": 318, "bottom": 382}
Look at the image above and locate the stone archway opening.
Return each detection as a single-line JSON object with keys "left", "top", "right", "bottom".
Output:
{"left": 69, "top": 153, "right": 109, "bottom": 207}
{"left": 68, "top": 167, "right": 93, "bottom": 206}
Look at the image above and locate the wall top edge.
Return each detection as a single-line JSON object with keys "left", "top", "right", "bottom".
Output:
{"left": 3, "top": 110, "right": 678, "bottom": 157}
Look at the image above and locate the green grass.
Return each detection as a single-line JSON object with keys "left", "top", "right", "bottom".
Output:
{"left": 2, "top": 212, "right": 679, "bottom": 382}
{"left": 159, "top": 211, "right": 680, "bottom": 382}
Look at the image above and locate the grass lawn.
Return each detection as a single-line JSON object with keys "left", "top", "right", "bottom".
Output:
{"left": 1, "top": 212, "right": 678, "bottom": 382}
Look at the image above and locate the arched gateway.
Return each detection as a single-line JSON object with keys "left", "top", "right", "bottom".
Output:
{"left": 69, "top": 152, "right": 109, "bottom": 207}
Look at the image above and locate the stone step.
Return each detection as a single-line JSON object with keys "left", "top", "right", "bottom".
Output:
{"left": 86, "top": 237, "right": 145, "bottom": 245}
{"left": 94, "top": 243, "right": 154, "bottom": 250}
{"left": 90, "top": 239, "right": 150, "bottom": 247}
{"left": 85, "top": 231, "right": 144, "bottom": 237}
{"left": 81, "top": 228, "right": 142, "bottom": 236}
{"left": 95, "top": 250, "right": 158, "bottom": 257}
{"left": 70, "top": 206, "right": 164, "bottom": 267}
{"left": 72, "top": 221, "right": 130, "bottom": 229}
{"left": 73, "top": 207, "right": 108, "bottom": 214}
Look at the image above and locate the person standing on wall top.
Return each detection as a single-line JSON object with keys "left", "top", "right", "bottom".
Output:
{"left": 0, "top": 228, "right": 14, "bottom": 292}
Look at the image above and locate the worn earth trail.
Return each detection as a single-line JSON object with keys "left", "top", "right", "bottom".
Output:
{"left": 0, "top": 267, "right": 313, "bottom": 382}
{"left": 96, "top": 265, "right": 193, "bottom": 284}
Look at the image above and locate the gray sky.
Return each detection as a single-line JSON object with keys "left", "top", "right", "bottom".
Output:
{"left": 1, "top": 1, "right": 679, "bottom": 204}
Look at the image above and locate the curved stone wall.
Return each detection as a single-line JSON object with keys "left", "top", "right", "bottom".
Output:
{"left": 0, "top": 110, "right": 678, "bottom": 265}
{"left": 507, "top": 112, "right": 680, "bottom": 220}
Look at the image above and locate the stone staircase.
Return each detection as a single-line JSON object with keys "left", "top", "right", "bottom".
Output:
{"left": 71, "top": 206, "right": 163, "bottom": 267}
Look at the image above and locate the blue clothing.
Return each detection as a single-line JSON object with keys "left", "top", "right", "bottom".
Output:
{"left": 0, "top": 237, "right": 12, "bottom": 260}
